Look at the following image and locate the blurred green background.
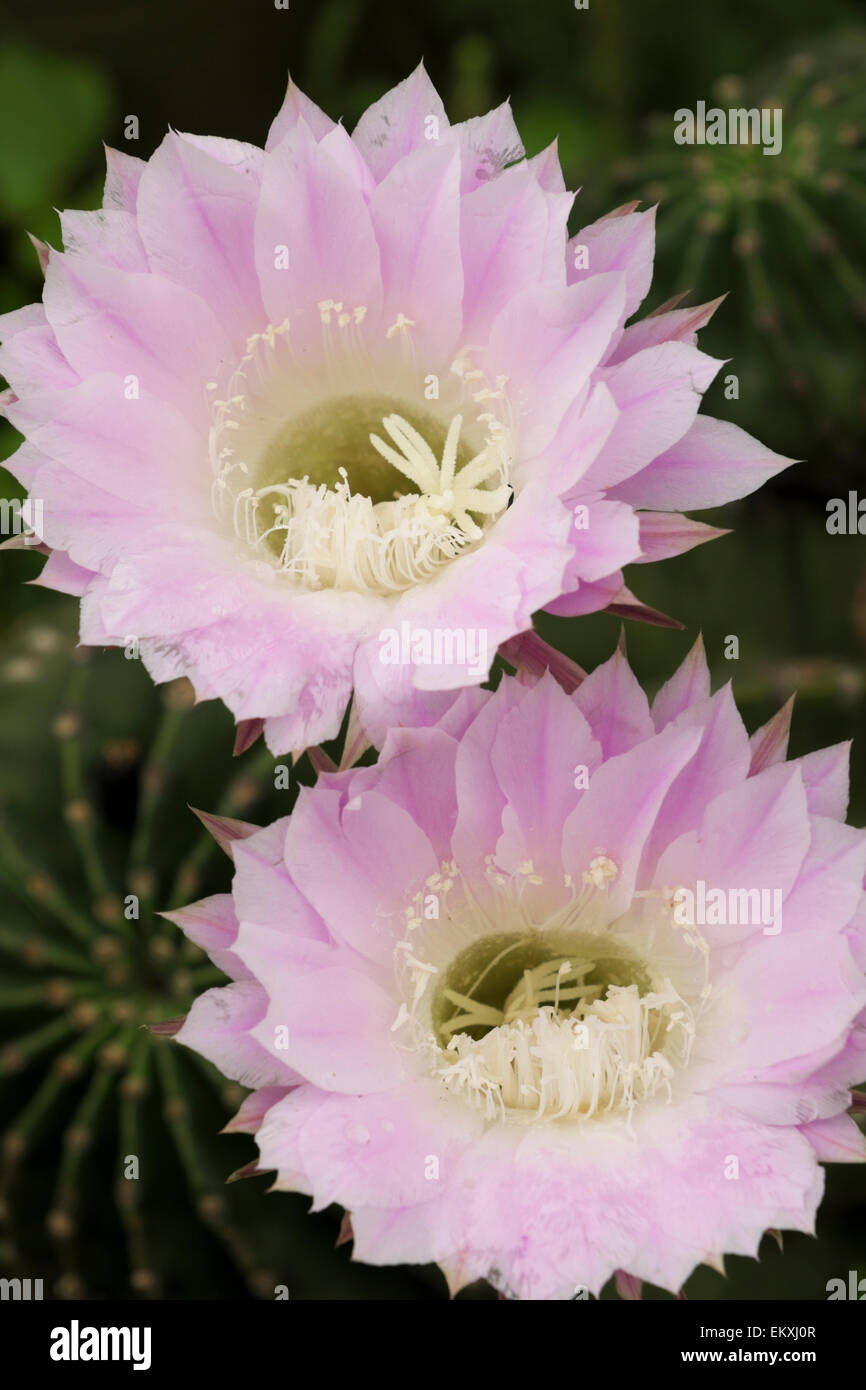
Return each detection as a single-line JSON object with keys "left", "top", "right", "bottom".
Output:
{"left": 0, "top": 0, "right": 864, "bottom": 1300}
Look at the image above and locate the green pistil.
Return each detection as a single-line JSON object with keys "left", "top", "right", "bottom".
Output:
{"left": 256, "top": 393, "right": 472, "bottom": 507}
{"left": 433, "top": 931, "right": 652, "bottom": 1046}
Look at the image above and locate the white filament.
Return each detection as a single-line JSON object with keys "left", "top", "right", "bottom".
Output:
{"left": 436, "top": 981, "right": 693, "bottom": 1122}
{"left": 208, "top": 312, "right": 514, "bottom": 595}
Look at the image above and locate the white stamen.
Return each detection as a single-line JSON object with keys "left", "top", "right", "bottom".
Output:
{"left": 386, "top": 313, "right": 416, "bottom": 338}
{"left": 389, "top": 859, "right": 706, "bottom": 1128}
{"left": 209, "top": 315, "right": 514, "bottom": 595}
{"left": 583, "top": 855, "right": 618, "bottom": 889}
{"left": 438, "top": 981, "right": 691, "bottom": 1121}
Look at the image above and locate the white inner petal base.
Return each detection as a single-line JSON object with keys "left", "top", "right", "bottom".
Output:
{"left": 438, "top": 974, "right": 688, "bottom": 1122}
{"left": 208, "top": 307, "right": 514, "bottom": 595}
{"left": 393, "top": 861, "right": 706, "bottom": 1125}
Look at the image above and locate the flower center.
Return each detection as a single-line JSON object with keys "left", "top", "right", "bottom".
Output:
{"left": 257, "top": 394, "right": 460, "bottom": 507}
{"left": 209, "top": 310, "right": 514, "bottom": 595}
{"left": 426, "top": 929, "right": 695, "bottom": 1122}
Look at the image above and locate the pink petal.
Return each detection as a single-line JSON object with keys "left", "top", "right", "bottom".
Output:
{"left": 571, "top": 644, "right": 654, "bottom": 757}
{"left": 42, "top": 255, "right": 231, "bottom": 431}
{"left": 653, "top": 765, "right": 812, "bottom": 944}
{"left": 103, "top": 147, "right": 145, "bottom": 212}
{"left": 801, "top": 1114, "right": 866, "bottom": 1163}
{"left": 452, "top": 101, "right": 524, "bottom": 192}
{"left": 634, "top": 511, "right": 729, "bottom": 563}
{"left": 254, "top": 120, "right": 382, "bottom": 344}
{"left": 60, "top": 208, "right": 147, "bottom": 272}
{"left": 460, "top": 161, "right": 572, "bottom": 342}
{"left": 485, "top": 273, "right": 627, "bottom": 457}
{"left": 789, "top": 743, "right": 851, "bottom": 821}
{"left": 293, "top": 1081, "right": 483, "bottom": 1211}
{"left": 352, "top": 63, "right": 449, "bottom": 182}
{"left": 562, "top": 722, "right": 702, "bottom": 918}
{"left": 748, "top": 697, "right": 795, "bottom": 774}
{"left": 533, "top": 380, "right": 619, "bottom": 495}
{"left": 640, "top": 683, "right": 752, "bottom": 876}
{"left": 369, "top": 143, "right": 463, "bottom": 362}
{"left": 176, "top": 980, "right": 298, "bottom": 1088}
{"left": 560, "top": 497, "right": 641, "bottom": 588}
{"left": 339, "top": 725, "right": 460, "bottom": 863}
{"left": 0, "top": 320, "right": 78, "bottom": 395}
{"left": 136, "top": 132, "right": 263, "bottom": 345}
{"left": 31, "top": 548, "right": 96, "bottom": 596}
{"left": 607, "top": 294, "right": 725, "bottom": 366}
{"left": 283, "top": 786, "right": 438, "bottom": 964}
{"left": 582, "top": 342, "right": 722, "bottom": 492}
{"left": 7, "top": 374, "right": 208, "bottom": 509}
{"left": 492, "top": 673, "right": 601, "bottom": 883}
{"left": 568, "top": 206, "right": 656, "bottom": 322}
{"left": 161, "top": 892, "right": 250, "bottom": 980}
{"left": 544, "top": 571, "right": 623, "bottom": 619}
{"left": 251, "top": 958, "right": 407, "bottom": 1094}
{"left": 266, "top": 76, "right": 336, "bottom": 149}
{"left": 233, "top": 826, "right": 332, "bottom": 947}
{"left": 612, "top": 415, "right": 794, "bottom": 510}
{"left": 223, "top": 1085, "right": 292, "bottom": 1136}
{"left": 651, "top": 634, "right": 711, "bottom": 729}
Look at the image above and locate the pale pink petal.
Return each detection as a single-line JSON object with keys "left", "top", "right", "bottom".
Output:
{"left": 748, "top": 697, "right": 795, "bottom": 774}
{"left": 571, "top": 645, "right": 654, "bottom": 757}
{"left": 544, "top": 570, "right": 624, "bottom": 618}
{"left": 60, "top": 208, "right": 148, "bottom": 271}
{"left": 42, "top": 255, "right": 231, "bottom": 430}
{"left": 452, "top": 101, "right": 524, "bottom": 192}
{"left": 266, "top": 76, "right": 336, "bottom": 149}
{"left": 801, "top": 1114, "right": 866, "bottom": 1162}
{"left": 654, "top": 765, "right": 813, "bottom": 943}
{"left": 491, "top": 672, "right": 601, "bottom": 882}
{"left": 283, "top": 786, "right": 439, "bottom": 963}
{"left": 634, "top": 511, "right": 729, "bottom": 563}
{"left": 103, "top": 147, "right": 145, "bottom": 212}
{"left": 369, "top": 144, "right": 463, "bottom": 361}
{"left": 612, "top": 414, "right": 794, "bottom": 510}
{"left": 790, "top": 743, "right": 851, "bottom": 821}
{"left": 254, "top": 120, "right": 382, "bottom": 342}
{"left": 562, "top": 722, "right": 703, "bottom": 917}
{"left": 352, "top": 63, "right": 449, "bottom": 182}
{"left": 161, "top": 892, "right": 250, "bottom": 980}
{"left": 485, "top": 274, "right": 627, "bottom": 457}
{"left": 581, "top": 342, "right": 722, "bottom": 491}
{"left": 568, "top": 206, "right": 655, "bottom": 322}
{"left": 651, "top": 634, "right": 711, "bottom": 728}
{"left": 460, "top": 162, "right": 572, "bottom": 341}
{"left": 31, "top": 548, "right": 96, "bottom": 596}
{"left": 607, "top": 294, "right": 725, "bottom": 366}
{"left": 640, "top": 684, "right": 752, "bottom": 877}
{"left": 175, "top": 980, "right": 298, "bottom": 1088}
{"left": 136, "top": 132, "right": 264, "bottom": 344}
{"left": 293, "top": 1081, "right": 483, "bottom": 1211}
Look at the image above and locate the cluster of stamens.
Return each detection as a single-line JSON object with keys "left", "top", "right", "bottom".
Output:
{"left": 437, "top": 968, "right": 691, "bottom": 1122}
{"left": 208, "top": 307, "right": 514, "bottom": 595}
{"left": 390, "top": 856, "right": 704, "bottom": 1124}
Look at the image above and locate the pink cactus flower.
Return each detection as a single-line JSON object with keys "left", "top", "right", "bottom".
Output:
{"left": 1, "top": 66, "right": 791, "bottom": 753}
{"left": 167, "top": 639, "right": 866, "bottom": 1299}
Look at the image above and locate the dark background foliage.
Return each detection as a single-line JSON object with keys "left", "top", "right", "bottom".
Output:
{"left": 0, "top": 0, "right": 863, "bottom": 1299}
